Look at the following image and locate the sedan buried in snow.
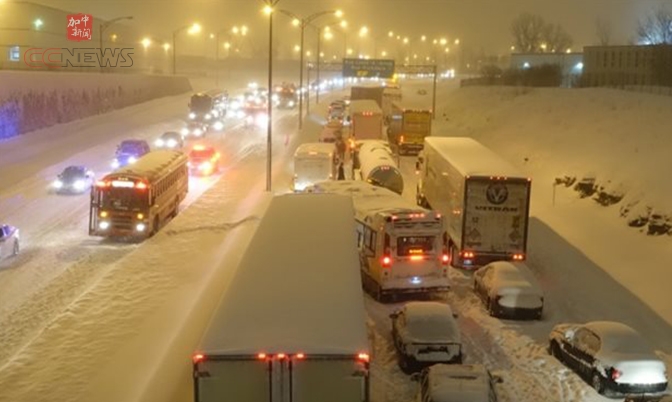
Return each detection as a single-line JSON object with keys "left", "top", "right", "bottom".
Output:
{"left": 415, "top": 364, "right": 503, "bottom": 402}
{"left": 548, "top": 321, "right": 668, "bottom": 397}
{"left": 51, "top": 165, "right": 95, "bottom": 194}
{"left": 390, "top": 302, "right": 462, "bottom": 374}
{"left": 0, "top": 224, "right": 20, "bottom": 260}
{"left": 473, "top": 261, "right": 543, "bottom": 320}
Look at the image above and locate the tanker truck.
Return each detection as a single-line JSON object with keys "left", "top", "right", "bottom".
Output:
{"left": 353, "top": 140, "right": 403, "bottom": 195}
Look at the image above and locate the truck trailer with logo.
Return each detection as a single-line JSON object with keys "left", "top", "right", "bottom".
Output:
{"left": 416, "top": 137, "right": 531, "bottom": 269}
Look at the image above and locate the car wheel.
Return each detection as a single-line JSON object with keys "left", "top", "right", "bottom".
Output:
{"left": 12, "top": 240, "right": 19, "bottom": 256}
{"left": 591, "top": 372, "right": 604, "bottom": 394}
{"left": 487, "top": 297, "right": 498, "bottom": 317}
{"left": 150, "top": 217, "right": 160, "bottom": 237}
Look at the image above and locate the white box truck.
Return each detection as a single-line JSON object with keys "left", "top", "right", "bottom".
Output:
{"left": 192, "top": 194, "right": 370, "bottom": 402}
{"left": 292, "top": 142, "right": 337, "bottom": 192}
{"left": 416, "top": 137, "right": 532, "bottom": 269}
{"left": 348, "top": 100, "right": 384, "bottom": 141}
{"left": 309, "top": 181, "right": 449, "bottom": 302}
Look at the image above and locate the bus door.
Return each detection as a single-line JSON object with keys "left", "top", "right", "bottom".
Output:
{"left": 89, "top": 186, "right": 103, "bottom": 235}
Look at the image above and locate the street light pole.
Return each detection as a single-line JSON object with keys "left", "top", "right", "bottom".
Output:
{"left": 298, "top": 24, "right": 305, "bottom": 129}
{"left": 172, "top": 30, "right": 177, "bottom": 75}
{"left": 267, "top": 7, "right": 274, "bottom": 192}
{"left": 99, "top": 16, "right": 133, "bottom": 73}
{"left": 316, "top": 27, "right": 321, "bottom": 104}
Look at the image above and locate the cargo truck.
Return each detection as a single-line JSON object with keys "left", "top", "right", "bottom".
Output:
{"left": 350, "top": 86, "right": 384, "bottom": 107}
{"left": 348, "top": 100, "right": 384, "bottom": 141}
{"left": 387, "top": 101, "right": 432, "bottom": 155}
{"left": 192, "top": 194, "right": 370, "bottom": 402}
{"left": 416, "top": 137, "right": 532, "bottom": 269}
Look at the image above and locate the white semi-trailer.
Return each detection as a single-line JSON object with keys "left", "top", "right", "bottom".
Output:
{"left": 416, "top": 137, "right": 532, "bottom": 269}
{"left": 192, "top": 194, "right": 370, "bottom": 402}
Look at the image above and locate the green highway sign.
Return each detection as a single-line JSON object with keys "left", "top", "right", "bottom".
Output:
{"left": 343, "top": 58, "right": 395, "bottom": 78}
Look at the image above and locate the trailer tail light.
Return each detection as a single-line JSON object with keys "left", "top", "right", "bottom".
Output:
{"left": 512, "top": 253, "right": 525, "bottom": 261}
{"left": 192, "top": 353, "right": 205, "bottom": 363}
{"left": 257, "top": 353, "right": 267, "bottom": 360}
{"left": 357, "top": 353, "right": 370, "bottom": 362}
{"left": 610, "top": 368, "right": 622, "bottom": 380}
{"left": 295, "top": 353, "right": 306, "bottom": 360}
{"left": 441, "top": 254, "right": 450, "bottom": 265}
{"left": 276, "top": 353, "right": 287, "bottom": 360}
{"left": 381, "top": 256, "right": 392, "bottom": 267}
{"left": 135, "top": 182, "right": 148, "bottom": 190}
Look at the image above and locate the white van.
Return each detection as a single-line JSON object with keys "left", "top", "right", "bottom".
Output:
{"left": 292, "top": 142, "right": 337, "bottom": 192}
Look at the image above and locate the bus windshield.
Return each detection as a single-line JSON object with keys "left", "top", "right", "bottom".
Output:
{"left": 397, "top": 236, "right": 435, "bottom": 256}
{"left": 100, "top": 187, "right": 148, "bottom": 210}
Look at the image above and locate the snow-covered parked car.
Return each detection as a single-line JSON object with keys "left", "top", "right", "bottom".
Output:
{"left": 548, "top": 321, "right": 668, "bottom": 397}
{"left": 390, "top": 302, "right": 462, "bottom": 374}
{"left": 415, "top": 364, "right": 503, "bottom": 402}
{"left": 0, "top": 224, "right": 20, "bottom": 260}
{"left": 625, "top": 396, "right": 672, "bottom": 402}
{"left": 473, "top": 261, "right": 543, "bottom": 320}
{"left": 51, "top": 165, "right": 95, "bottom": 194}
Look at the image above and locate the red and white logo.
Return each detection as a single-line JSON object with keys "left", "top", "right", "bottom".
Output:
{"left": 66, "top": 13, "right": 93, "bottom": 41}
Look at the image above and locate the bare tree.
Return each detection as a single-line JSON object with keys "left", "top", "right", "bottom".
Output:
{"left": 511, "top": 13, "right": 546, "bottom": 53}
{"left": 595, "top": 17, "right": 612, "bottom": 45}
{"left": 542, "top": 23, "right": 573, "bottom": 52}
{"left": 637, "top": 6, "right": 672, "bottom": 44}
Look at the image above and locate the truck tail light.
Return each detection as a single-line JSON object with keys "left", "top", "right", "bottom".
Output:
{"left": 357, "top": 353, "right": 370, "bottom": 362}
{"left": 512, "top": 253, "right": 525, "bottom": 261}
{"left": 257, "top": 353, "right": 267, "bottom": 360}
{"left": 610, "top": 368, "right": 622, "bottom": 380}
{"left": 295, "top": 353, "right": 306, "bottom": 360}
{"left": 192, "top": 353, "right": 206, "bottom": 363}
{"left": 462, "top": 251, "right": 475, "bottom": 259}
{"left": 381, "top": 256, "right": 392, "bottom": 268}
{"left": 276, "top": 353, "right": 286, "bottom": 360}
{"left": 441, "top": 254, "right": 449, "bottom": 265}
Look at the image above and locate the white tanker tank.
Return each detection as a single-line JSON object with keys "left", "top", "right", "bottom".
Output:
{"left": 356, "top": 140, "right": 404, "bottom": 195}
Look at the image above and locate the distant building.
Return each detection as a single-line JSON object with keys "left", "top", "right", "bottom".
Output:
{"left": 510, "top": 53, "right": 584, "bottom": 87}
{"left": 582, "top": 45, "right": 672, "bottom": 87}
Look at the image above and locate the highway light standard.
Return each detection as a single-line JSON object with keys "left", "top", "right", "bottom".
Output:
{"left": 262, "top": 2, "right": 280, "bottom": 192}
{"left": 99, "top": 15, "right": 133, "bottom": 73}
{"left": 172, "top": 22, "right": 201, "bottom": 75}
{"left": 279, "top": 8, "right": 342, "bottom": 129}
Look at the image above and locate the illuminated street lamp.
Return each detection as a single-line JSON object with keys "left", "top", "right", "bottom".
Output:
{"left": 278, "top": 7, "right": 343, "bottom": 129}
{"left": 33, "top": 18, "right": 43, "bottom": 29}
{"left": 163, "top": 42, "right": 171, "bottom": 52}
{"left": 172, "top": 22, "right": 201, "bottom": 74}
{"left": 141, "top": 37, "right": 152, "bottom": 49}
{"left": 99, "top": 15, "right": 134, "bottom": 72}
{"left": 440, "top": 38, "right": 447, "bottom": 46}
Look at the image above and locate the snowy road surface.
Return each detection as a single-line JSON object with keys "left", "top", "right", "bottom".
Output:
{"left": 1, "top": 79, "right": 671, "bottom": 402}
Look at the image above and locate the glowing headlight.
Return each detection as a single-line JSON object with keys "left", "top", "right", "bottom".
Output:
{"left": 128, "top": 156, "right": 137, "bottom": 164}
{"left": 111, "top": 159, "right": 120, "bottom": 168}
{"left": 236, "top": 111, "right": 245, "bottom": 119}
{"left": 199, "top": 161, "right": 213, "bottom": 171}
{"left": 272, "top": 94, "right": 279, "bottom": 101}
{"left": 288, "top": 101, "right": 295, "bottom": 107}
{"left": 99, "top": 221, "right": 110, "bottom": 230}
{"left": 73, "top": 180, "right": 86, "bottom": 190}
{"left": 155, "top": 139, "right": 165, "bottom": 147}
{"left": 205, "top": 113, "right": 212, "bottom": 120}
{"left": 255, "top": 114, "right": 269, "bottom": 127}
{"left": 189, "top": 112, "right": 196, "bottom": 119}
{"left": 194, "top": 128, "right": 203, "bottom": 136}
{"left": 180, "top": 128, "right": 189, "bottom": 136}
{"left": 166, "top": 139, "right": 178, "bottom": 148}
{"left": 213, "top": 121, "right": 224, "bottom": 131}
{"left": 135, "top": 223, "right": 146, "bottom": 232}
{"left": 53, "top": 180, "right": 63, "bottom": 189}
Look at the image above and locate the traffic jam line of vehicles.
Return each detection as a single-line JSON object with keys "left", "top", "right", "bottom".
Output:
{"left": 276, "top": 84, "right": 669, "bottom": 401}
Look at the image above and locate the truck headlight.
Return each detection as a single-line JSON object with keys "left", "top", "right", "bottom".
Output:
{"left": 155, "top": 139, "right": 165, "bottom": 147}
{"left": 99, "top": 221, "right": 110, "bottom": 230}
{"left": 194, "top": 128, "right": 203, "bottom": 136}
{"left": 205, "top": 113, "right": 212, "bottom": 120}
{"left": 288, "top": 101, "right": 295, "bottom": 107}
{"left": 180, "top": 128, "right": 189, "bottom": 136}
{"left": 199, "top": 161, "right": 213, "bottom": 172}
{"left": 135, "top": 223, "right": 146, "bottom": 232}
{"left": 213, "top": 121, "right": 224, "bottom": 131}
{"left": 189, "top": 112, "right": 196, "bottom": 119}
{"left": 167, "top": 139, "right": 178, "bottom": 148}
{"left": 128, "top": 156, "right": 137, "bottom": 164}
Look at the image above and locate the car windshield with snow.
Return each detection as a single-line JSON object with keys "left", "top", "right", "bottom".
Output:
{"left": 391, "top": 302, "right": 462, "bottom": 373}
{"left": 473, "top": 261, "right": 543, "bottom": 320}
{"left": 548, "top": 321, "right": 668, "bottom": 396}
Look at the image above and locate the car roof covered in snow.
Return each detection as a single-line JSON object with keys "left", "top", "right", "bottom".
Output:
{"left": 583, "top": 321, "right": 654, "bottom": 354}
{"left": 400, "top": 302, "right": 460, "bottom": 343}
{"left": 483, "top": 261, "right": 542, "bottom": 295}
{"left": 425, "top": 137, "right": 525, "bottom": 178}
{"left": 294, "top": 142, "right": 335, "bottom": 157}
{"left": 427, "top": 364, "right": 492, "bottom": 402}
{"left": 349, "top": 99, "right": 382, "bottom": 114}
{"left": 307, "top": 180, "right": 430, "bottom": 222}
{"left": 107, "top": 150, "right": 187, "bottom": 183}
{"left": 199, "top": 194, "right": 369, "bottom": 356}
